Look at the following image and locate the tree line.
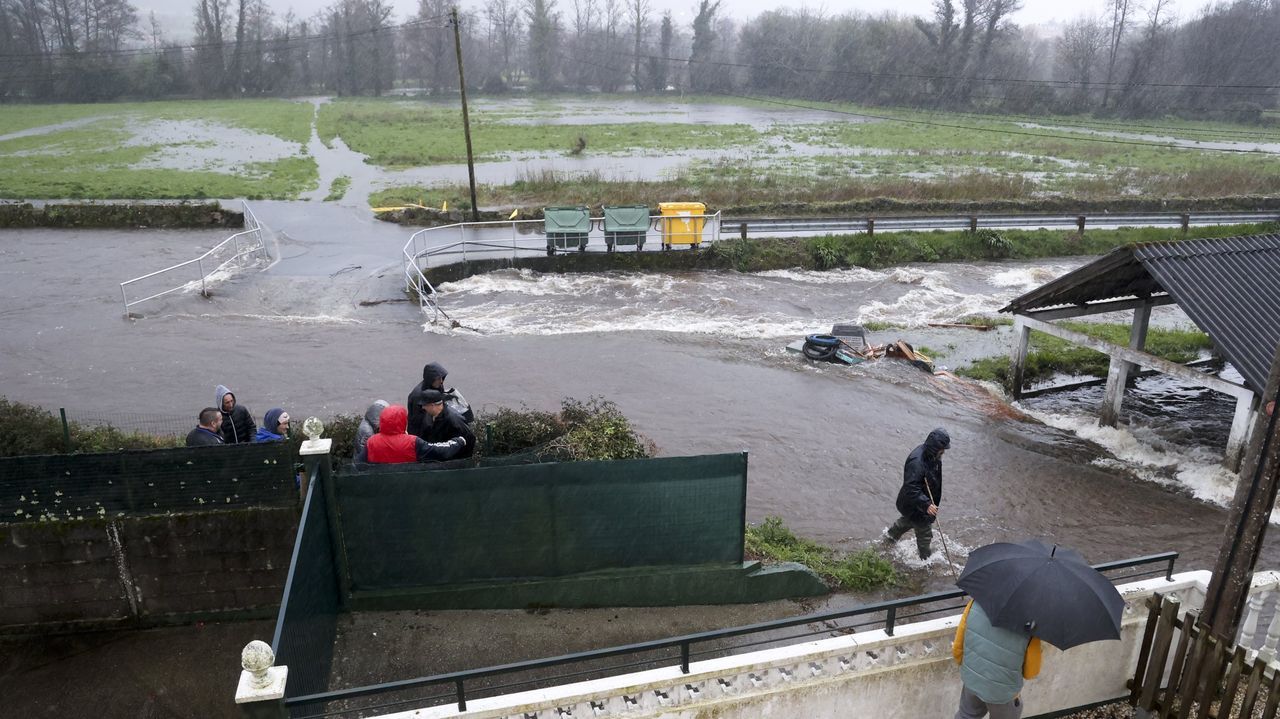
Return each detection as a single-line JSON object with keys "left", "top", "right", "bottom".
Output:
{"left": 0, "top": 0, "right": 1276, "bottom": 121}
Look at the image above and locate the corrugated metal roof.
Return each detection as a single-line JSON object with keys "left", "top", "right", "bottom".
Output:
{"left": 1001, "top": 234, "right": 1280, "bottom": 393}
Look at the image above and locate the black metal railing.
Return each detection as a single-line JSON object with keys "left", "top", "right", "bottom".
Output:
{"left": 282, "top": 551, "right": 1178, "bottom": 718}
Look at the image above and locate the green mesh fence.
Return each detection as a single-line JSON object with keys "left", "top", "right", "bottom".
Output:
{"left": 0, "top": 444, "right": 297, "bottom": 522}
{"left": 272, "top": 467, "right": 340, "bottom": 705}
{"left": 336, "top": 453, "right": 747, "bottom": 589}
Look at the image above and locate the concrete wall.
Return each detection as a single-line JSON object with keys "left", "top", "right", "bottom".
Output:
{"left": 391, "top": 571, "right": 1220, "bottom": 719}
{"left": 0, "top": 507, "right": 298, "bottom": 633}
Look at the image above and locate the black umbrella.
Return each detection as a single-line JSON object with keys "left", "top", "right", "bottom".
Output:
{"left": 956, "top": 539, "right": 1125, "bottom": 650}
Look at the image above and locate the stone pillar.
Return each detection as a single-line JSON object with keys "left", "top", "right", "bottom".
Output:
{"left": 1009, "top": 316, "right": 1031, "bottom": 400}
{"left": 1100, "top": 301, "right": 1152, "bottom": 427}
{"left": 236, "top": 640, "right": 288, "bottom": 719}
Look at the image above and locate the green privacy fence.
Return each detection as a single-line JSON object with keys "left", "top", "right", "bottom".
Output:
{"left": 0, "top": 443, "right": 297, "bottom": 522}
{"left": 336, "top": 452, "right": 747, "bottom": 590}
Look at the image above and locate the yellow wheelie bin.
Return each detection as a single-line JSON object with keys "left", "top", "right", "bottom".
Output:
{"left": 658, "top": 201, "right": 706, "bottom": 250}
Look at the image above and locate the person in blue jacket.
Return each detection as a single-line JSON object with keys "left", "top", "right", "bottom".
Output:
{"left": 254, "top": 408, "right": 290, "bottom": 442}
{"left": 882, "top": 427, "right": 950, "bottom": 559}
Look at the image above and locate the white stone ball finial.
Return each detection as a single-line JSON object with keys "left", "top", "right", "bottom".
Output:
{"left": 242, "top": 640, "right": 276, "bottom": 689}
{"left": 303, "top": 416, "right": 324, "bottom": 441}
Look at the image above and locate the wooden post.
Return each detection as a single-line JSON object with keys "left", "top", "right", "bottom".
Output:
{"left": 739, "top": 222, "right": 747, "bottom": 240}
{"left": 1201, "top": 342, "right": 1280, "bottom": 643}
{"left": 969, "top": 216, "right": 978, "bottom": 233}
{"left": 451, "top": 7, "right": 480, "bottom": 223}
{"left": 1009, "top": 316, "right": 1031, "bottom": 400}
{"left": 867, "top": 218, "right": 875, "bottom": 237}
{"left": 1077, "top": 215, "right": 1087, "bottom": 233}
{"left": 1180, "top": 213, "right": 1190, "bottom": 234}
{"left": 1100, "top": 300, "right": 1152, "bottom": 426}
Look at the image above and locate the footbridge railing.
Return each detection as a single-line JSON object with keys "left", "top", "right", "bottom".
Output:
{"left": 119, "top": 201, "right": 269, "bottom": 317}
{"left": 402, "top": 213, "right": 722, "bottom": 324}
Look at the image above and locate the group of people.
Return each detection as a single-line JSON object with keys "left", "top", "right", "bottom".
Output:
{"left": 353, "top": 361, "right": 475, "bottom": 465}
{"left": 184, "top": 363, "right": 476, "bottom": 466}
{"left": 185, "top": 384, "right": 291, "bottom": 447}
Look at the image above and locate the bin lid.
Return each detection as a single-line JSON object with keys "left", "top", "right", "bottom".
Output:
{"left": 658, "top": 201, "right": 706, "bottom": 214}
{"left": 543, "top": 206, "right": 591, "bottom": 233}
{"left": 602, "top": 205, "right": 651, "bottom": 232}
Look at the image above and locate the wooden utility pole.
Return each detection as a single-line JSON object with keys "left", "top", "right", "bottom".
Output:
{"left": 1201, "top": 342, "right": 1280, "bottom": 641}
{"left": 450, "top": 7, "right": 480, "bottom": 222}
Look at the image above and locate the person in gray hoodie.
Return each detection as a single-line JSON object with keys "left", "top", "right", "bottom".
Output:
{"left": 354, "top": 400, "right": 390, "bottom": 458}
{"left": 215, "top": 384, "right": 257, "bottom": 444}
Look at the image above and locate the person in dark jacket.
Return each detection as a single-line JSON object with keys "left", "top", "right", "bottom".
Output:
{"left": 883, "top": 427, "right": 950, "bottom": 559}
{"left": 417, "top": 389, "right": 476, "bottom": 458}
{"left": 407, "top": 362, "right": 473, "bottom": 436}
{"left": 185, "top": 408, "right": 225, "bottom": 447}
{"left": 358, "top": 404, "right": 466, "bottom": 464}
{"left": 254, "top": 408, "right": 290, "bottom": 442}
{"left": 215, "top": 384, "right": 256, "bottom": 444}
{"left": 354, "top": 400, "right": 389, "bottom": 458}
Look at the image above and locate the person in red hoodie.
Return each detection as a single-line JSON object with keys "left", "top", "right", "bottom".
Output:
{"left": 358, "top": 404, "right": 467, "bottom": 464}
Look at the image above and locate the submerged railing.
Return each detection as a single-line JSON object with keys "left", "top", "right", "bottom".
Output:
{"left": 119, "top": 201, "right": 268, "bottom": 317}
{"left": 402, "top": 213, "right": 723, "bottom": 324}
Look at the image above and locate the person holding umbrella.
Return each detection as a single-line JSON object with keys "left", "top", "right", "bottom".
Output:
{"left": 952, "top": 539, "right": 1126, "bottom": 719}
{"left": 883, "top": 427, "right": 950, "bottom": 560}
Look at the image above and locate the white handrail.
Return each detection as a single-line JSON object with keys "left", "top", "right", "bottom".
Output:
{"left": 400, "top": 211, "right": 724, "bottom": 323}
{"left": 119, "top": 201, "right": 269, "bottom": 316}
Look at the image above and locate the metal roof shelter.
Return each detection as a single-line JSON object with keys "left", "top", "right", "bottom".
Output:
{"left": 1001, "top": 234, "right": 1280, "bottom": 469}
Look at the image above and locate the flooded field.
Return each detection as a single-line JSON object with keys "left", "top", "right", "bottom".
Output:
{"left": 0, "top": 204, "right": 1268, "bottom": 591}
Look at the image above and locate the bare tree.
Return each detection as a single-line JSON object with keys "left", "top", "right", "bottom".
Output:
{"left": 1102, "top": 0, "right": 1132, "bottom": 108}
{"left": 1056, "top": 16, "right": 1106, "bottom": 108}
{"left": 485, "top": 0, "right": 521, "bottom": 83}
{"left": 525, "top": 0, "right": 559, "bottom": 90}
{"left": 629, "top": 0, "right": 647, "bottom": 91}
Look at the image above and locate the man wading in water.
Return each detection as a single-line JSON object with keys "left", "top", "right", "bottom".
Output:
{"left": 883, "top": 427, "right": 951, "bottom": 560}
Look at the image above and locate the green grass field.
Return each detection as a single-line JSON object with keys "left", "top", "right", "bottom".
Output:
{"left": 2, "top": 94, "right": 1279, "bottom": 203}
{"left": 315, "top": 97, "right": 760, "bottom": 166}
{"left": 0, "top": 99, "right": 316, "bottom": 199}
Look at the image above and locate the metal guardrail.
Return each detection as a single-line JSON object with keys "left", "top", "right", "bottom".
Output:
{"left": 402, "top": 213, "right": 723, "bottom": 324}
{"left": 721, "top": 211, "right": 1280, "bottom": 237}
{"left": 118, "top": 201, "right": 269, "bottom": 317}
{"left": 283, "top": 551, "right": 1179, "bottom": 718}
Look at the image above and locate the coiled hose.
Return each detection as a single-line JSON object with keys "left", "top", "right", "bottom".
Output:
{"left": 802, "top": 334, "right": 842, "bottom": 361}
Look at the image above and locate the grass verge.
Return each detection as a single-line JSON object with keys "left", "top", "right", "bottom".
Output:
{"left": 956, "top": 322, "right": 1214, "bottom": 390}
{"left": 746, "top": 516, "right": 898, "bottom": 591}
{"left": 325, "top": 175, "right": 352, "bottom": 202}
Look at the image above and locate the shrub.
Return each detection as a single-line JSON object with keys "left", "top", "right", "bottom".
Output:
{"left": 0, "top": 396, "right": 67, "bottom": 457}
{"left": 746, "top": 516, "right": 898, "bottom": 592}
{"left": 477, "top": 396, "right": 656, "bottom": 461}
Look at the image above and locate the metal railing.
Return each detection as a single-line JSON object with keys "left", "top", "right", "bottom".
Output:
{"left": 118, "top": 201, "right": 269, "bottom": 317}
{"left": 402, "top": 213, "right": 722, "bottom": 324}
{"left": 282, "top": 551, "right": 1179, "bottom": 718}
{"left": 722, "top": 210, "right": 1280, "bottom": 237}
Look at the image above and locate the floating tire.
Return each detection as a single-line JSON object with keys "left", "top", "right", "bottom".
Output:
{"left": 802, "top": 334, "right": 841, "bottom": 361}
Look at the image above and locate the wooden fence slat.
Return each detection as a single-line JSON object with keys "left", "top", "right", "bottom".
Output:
{"left": 1141, "top": 597, "right": 1184, "bottom": 712}
{"left": 1259, "top": 662, "right": 1280, "bottom": 719}
{"left": 1134, "top": 594, "right": 1168, "bottom": 704}
{"left": 1191, "top": 637, "right": 1226, "bottom": 719}
{"left": 1241, "top": 661, "right": 1268, "bottom": 719}
{"left": 1165, "top": 612, "right": 1201, "bottom": 719}
{"left": 1176, "top": 625, "right": 1211, "bottom": 719}
{"left": 1218, "top": 646, "right": 1249, "bottom": 719}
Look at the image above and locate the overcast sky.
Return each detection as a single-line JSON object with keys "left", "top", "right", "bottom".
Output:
{"left": 143, "top": 0, "right": 1216, "bottom": 41}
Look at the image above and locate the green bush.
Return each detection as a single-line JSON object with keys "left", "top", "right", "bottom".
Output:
{"left": 746, "top": 516, "right": 898, "bottom": 592}
{"left": 0, "top": 397, "right": 67, "bottom": 457}
{"left": 477, "top": 396, "right": 656, "bottom": 461}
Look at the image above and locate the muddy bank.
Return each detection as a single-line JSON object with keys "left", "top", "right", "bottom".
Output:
{"left": 0, "top": 201, "right": 243, "bottom": 229}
